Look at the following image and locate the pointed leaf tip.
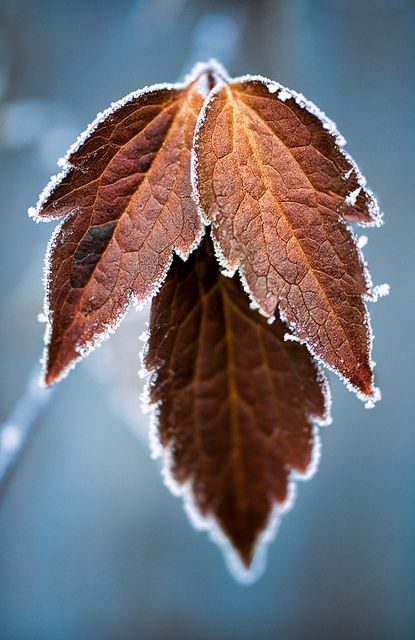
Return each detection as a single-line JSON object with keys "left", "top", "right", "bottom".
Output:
{"left": 145, "top": 236, "right": 329, "bottom": 567}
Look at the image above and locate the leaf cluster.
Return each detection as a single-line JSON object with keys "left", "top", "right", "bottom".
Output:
{"left": 31, "top": 61, "right": 383, "bottom": 575}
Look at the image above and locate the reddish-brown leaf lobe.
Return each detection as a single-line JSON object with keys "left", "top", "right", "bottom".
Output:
{"left": 36, "top": 75, "right": 205, "bottom": 384}
{"left": 195, "top": 79, "right": 378, "bottom": 399}
{"left": 145, "top": 236, "right": 329, "bottom": 567}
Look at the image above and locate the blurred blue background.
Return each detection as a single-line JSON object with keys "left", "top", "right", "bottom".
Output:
{"left": 0, "top": 0, "right": 414, "bottom": 638}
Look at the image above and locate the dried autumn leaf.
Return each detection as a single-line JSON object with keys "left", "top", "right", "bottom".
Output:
{"left": 29, "top": 59, "right": 384, "bottom": 580}
{"left": 194, "top": 77, "right": 381, "bottom": 400}
{"left": 145, "top": 236, "right": 330, "bottom": 570}
{"left": 31, "top": 66, "right": 210, "bottom": 384}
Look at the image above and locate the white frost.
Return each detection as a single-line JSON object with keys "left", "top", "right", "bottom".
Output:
{"left": 346, "top": 186, "right": 362, "bottom": 206}
{"left": 371, "top": 283, "right": 390, "bottom": 300}
{"left": 277, "top": 88, "right": 292, "bottom": 101}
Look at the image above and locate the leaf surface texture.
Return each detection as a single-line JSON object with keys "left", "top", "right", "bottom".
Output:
{"left": 195, "top": 79, "right": 379, "bottom": 397}
{"left": 145, "top": 237, "right": 329, "bottom": 566}
{"left": 37, "top": 78, "right": 204, "bottom": 383}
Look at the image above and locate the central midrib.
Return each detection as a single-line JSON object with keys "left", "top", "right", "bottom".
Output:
{"left": 227, "top": 86, "right": 362, "bottom": 373}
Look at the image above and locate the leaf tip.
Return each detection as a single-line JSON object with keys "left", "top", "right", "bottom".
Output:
{"left": 351, "top": 366, "right": 381, "bottom": 408}
{"left": 363, "top": 384, "right": 381, "bottom": 409}
{"left": 221, "top": 531, "right": 258, "bottom": 571}
{"left": 43, "top": 370, "right": 57, "bottom": 387}
{"left": 235, "top": 542, "right": 256, "bottom": 570}
{"left": 42, "top": 354, "right": 64, "bottom": 386}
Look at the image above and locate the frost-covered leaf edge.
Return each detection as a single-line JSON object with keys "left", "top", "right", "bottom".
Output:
{"left": 190, "top": 73, "right": 386, "bottom": 406}
{"left": 29, "top": 59, "right": 228, "bottom": 223}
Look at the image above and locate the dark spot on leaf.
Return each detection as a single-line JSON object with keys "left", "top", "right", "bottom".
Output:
{"left": 70, "top": 221, "right": 116, "bottom": 288}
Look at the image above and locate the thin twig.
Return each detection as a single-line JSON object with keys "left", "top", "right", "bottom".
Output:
{"left": 0, "top": 363, "right": 53, "bottom": 493}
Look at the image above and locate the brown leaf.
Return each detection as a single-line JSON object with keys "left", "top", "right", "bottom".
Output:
{"left": 145, "top": 236, "right": 329, "bottom": 569}
{"left": 33, "top": 70, "right": 207, "bottom": 384}
{"left": 194, "top": 78, "right": 380, "bottom": 400}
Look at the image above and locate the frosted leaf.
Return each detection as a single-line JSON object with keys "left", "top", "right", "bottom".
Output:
{"left": 144, "top": 236, "right": 332, "bottom": 579}
{"left": 193, "top": 72, "right": 383, "bottom": 402}
{"left": 30, "top": 62, "right": 222, "bottom": 384}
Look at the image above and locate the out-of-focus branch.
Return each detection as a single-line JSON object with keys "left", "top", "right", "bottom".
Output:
{"left": 0, "top": 363, "right": 53, "bottom": 494}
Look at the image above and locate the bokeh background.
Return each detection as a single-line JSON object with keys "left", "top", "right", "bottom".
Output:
{"left": 0, "top": 0, "right": 414, "bottom": 638}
